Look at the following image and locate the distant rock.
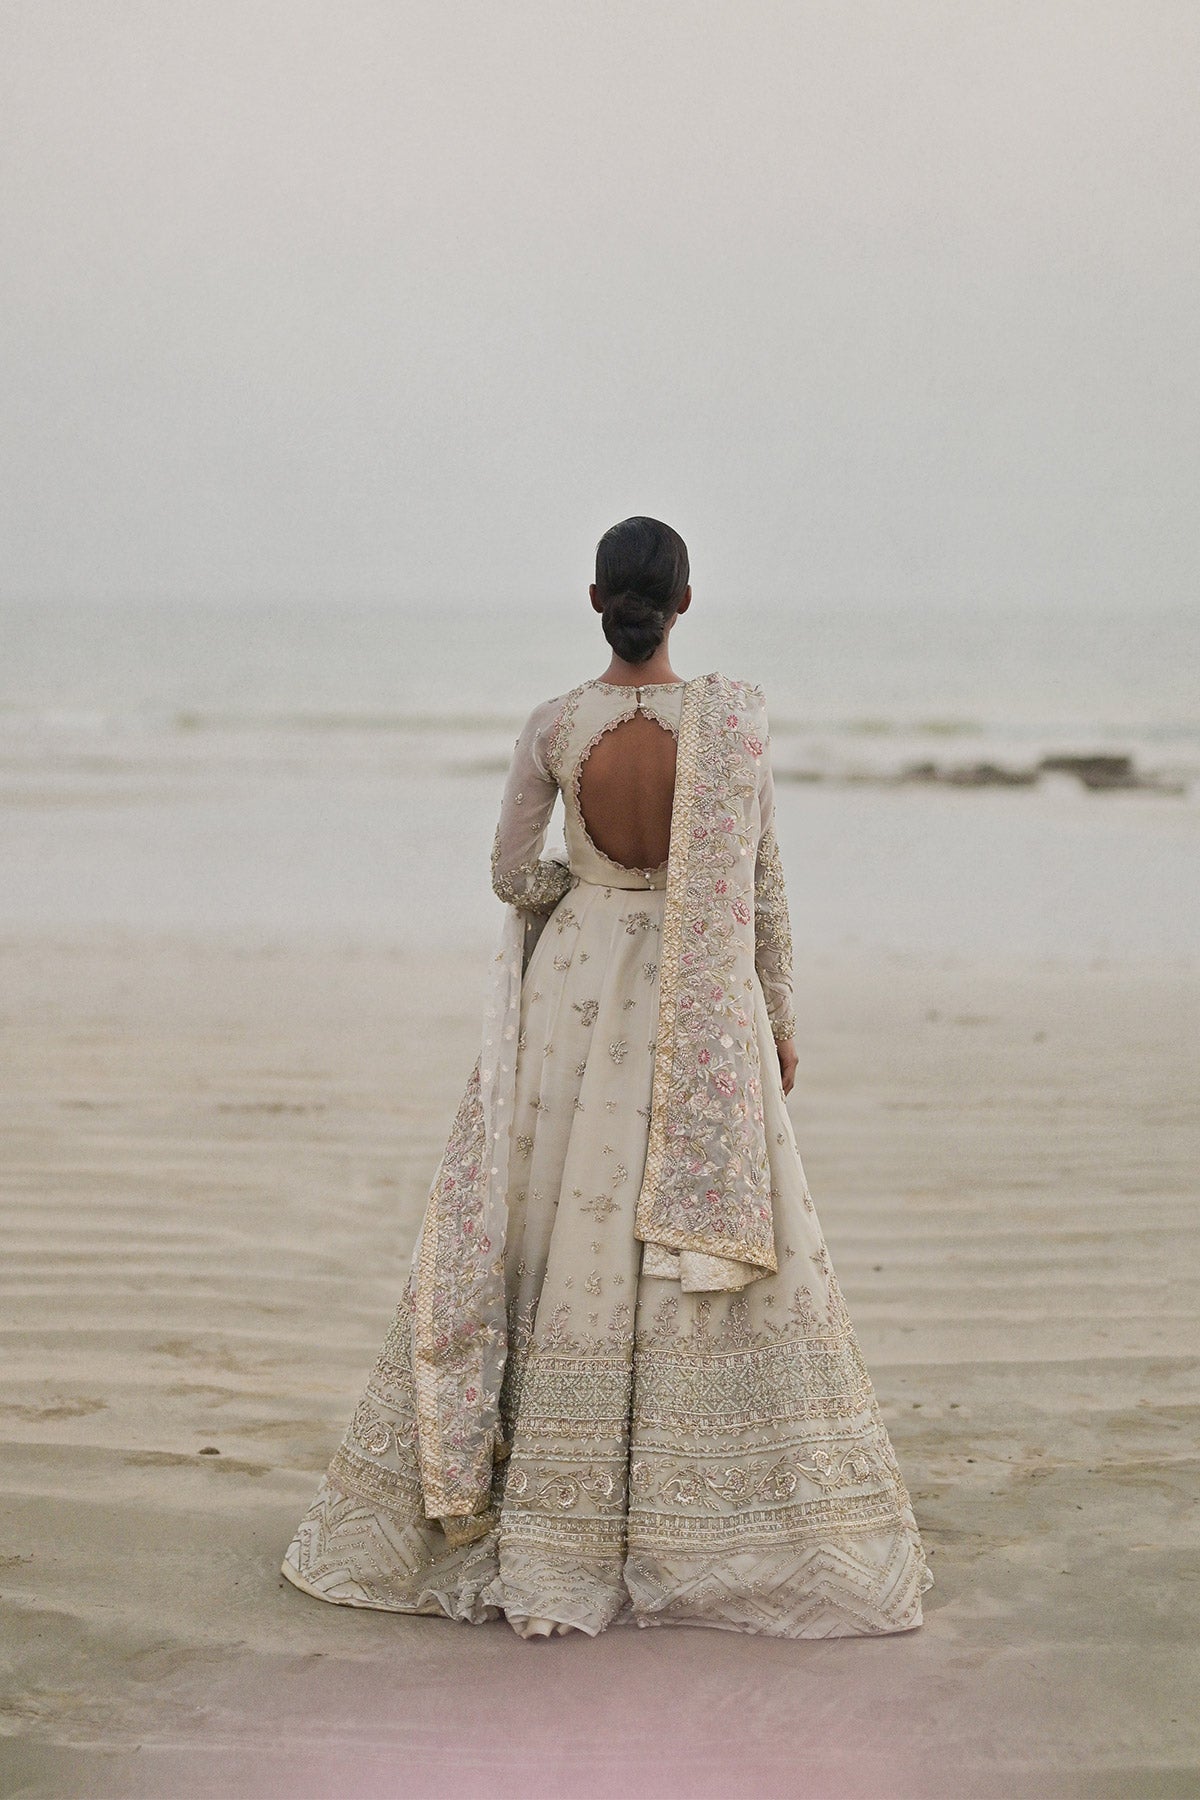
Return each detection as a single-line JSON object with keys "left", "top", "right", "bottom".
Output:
{"left": 901, "top": 760, "right": 1038, "bottom": 788}
{"left": 775, "top": 752, "right": 1187, "bottom": 794}
{"left": 1039, "top": 754, "right": 1135, "bottom": 790}
{"left": 1038, "top": 754, "right": 1184, "bottom": 794}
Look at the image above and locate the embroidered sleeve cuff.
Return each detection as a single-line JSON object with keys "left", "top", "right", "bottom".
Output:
{"left": 491, "top": 854, "right": 573, "bottom": 915}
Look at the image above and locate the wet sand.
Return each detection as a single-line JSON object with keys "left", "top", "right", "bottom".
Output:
{"left": 1, "top": 934, "right": 1197, "bottom": 1799}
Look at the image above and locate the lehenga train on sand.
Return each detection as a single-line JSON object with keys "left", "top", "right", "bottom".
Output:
{"left": 281, "top": 672, "right": 931, "bottom": 1637}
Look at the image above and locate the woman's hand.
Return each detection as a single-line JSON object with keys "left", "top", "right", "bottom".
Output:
{"left": 776, "top": 1035, "right": 797, "bottom": 1096}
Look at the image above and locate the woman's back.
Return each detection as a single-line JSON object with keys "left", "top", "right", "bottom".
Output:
{"left": 546, "top": 679, "right": 685, "bottom": 881}
{"left": 514, "top": 676, "right": 683, "bottom": 889}
{"left": 577, "top": 706, "right": 678, "bottom": 871}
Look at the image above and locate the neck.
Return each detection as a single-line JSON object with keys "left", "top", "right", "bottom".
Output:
{"left": 599, "top": 649, "right": 681, "bottom": 686}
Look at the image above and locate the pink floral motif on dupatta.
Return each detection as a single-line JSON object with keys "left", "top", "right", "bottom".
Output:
{"left": 635, "top": 673, "right": 778, "bottom": 1279}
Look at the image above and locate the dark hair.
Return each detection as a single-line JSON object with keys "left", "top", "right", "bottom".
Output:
{"left": 594, "top": 516, "right": 690, "bottom": 665}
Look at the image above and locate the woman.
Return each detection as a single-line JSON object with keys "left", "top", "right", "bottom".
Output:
{"left": 282, "top": 517, "right": 931, "bottom": 1639}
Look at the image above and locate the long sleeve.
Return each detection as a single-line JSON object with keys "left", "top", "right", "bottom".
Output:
{"left": 754, "top": 727, "right": 796, "bottom": 1042}
{"left": 490, "top": 697, "right": 574, "bottom": 916}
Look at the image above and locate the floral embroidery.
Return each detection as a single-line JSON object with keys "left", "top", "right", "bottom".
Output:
{"left": 541, "top": 683, "right": 589, "bottom": 780}
{"left": 647, "top": 1446, "right": 877, "bottom": 1512}
{"left": 754, "top": 823, "right": 795, "bottom": 1040}
{"left": 621, "top": 911, "right": 657, "bottom": 933}
{"left": 410, "top": 1055, "right": 510, "bottom": 1519}
{"left": 504, "top": 1465, "right": 627, "bottom": 1514}
{"left": 490, "top": 830, "right": 574, "bottom": 916}
{"left": 352, "top": 1402, "right": 394, "bottom": 1457}
{"left": 636, "top": 675, "right": 777, "bottom": 1277}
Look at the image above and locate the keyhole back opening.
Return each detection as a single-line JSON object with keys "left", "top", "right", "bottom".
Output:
{"left": 574, "top": 707, "right": 678, "bottom": 872}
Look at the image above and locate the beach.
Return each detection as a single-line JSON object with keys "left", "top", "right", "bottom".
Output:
{"left": 1, "top": 595, "right": 1197, "bottom": 1795}
{"left": 2, "top": 928, "right": 1197, "bottom": 1798}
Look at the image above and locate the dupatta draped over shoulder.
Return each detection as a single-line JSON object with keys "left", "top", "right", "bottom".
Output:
{"left": 412, "top": 672, "right": 780, "bottom": 1527}
{"left": 636, "top": 674, "right": 777, "bottom": 1286}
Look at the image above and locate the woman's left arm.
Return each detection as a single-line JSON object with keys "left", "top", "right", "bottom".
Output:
{"left": 753, "top": 712, "right": 798, "bottom": 1092}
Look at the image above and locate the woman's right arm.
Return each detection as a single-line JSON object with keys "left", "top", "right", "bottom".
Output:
{"left": 490, "top": 698, "right": 574, "bottom": 915}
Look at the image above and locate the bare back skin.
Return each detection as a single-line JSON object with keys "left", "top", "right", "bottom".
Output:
{"left": 576, "top": 707, "right": 678, "bottom": 871}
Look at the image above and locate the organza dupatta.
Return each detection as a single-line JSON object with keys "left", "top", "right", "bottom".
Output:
{"left": 634, "top": 673, "right": 777, "bottom": 1287}
{"left": 411, "top": 672, "right": 777, "bottom": 1526}
{"left": 409, "top": 901, "right": 526, "bottom": 1528}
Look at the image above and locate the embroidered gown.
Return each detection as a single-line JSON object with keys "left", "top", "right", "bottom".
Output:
{"left": 281, "top": 676, "right": 931, "bottom": 1637}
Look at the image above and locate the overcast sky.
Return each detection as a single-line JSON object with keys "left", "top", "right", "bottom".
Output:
{"left": 1, "top": 0, "right": 1197, "bottom": 609}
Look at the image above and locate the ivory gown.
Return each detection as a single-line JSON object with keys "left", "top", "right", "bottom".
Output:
{"left": 282, "top": 676, "right": 931, "bottom": 1636}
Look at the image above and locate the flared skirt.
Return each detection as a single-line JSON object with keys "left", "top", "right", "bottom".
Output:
{"left": 282, "top": 880, "right": 930, "bottom": 1637}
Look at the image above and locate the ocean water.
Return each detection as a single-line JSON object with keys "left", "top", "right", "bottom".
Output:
{"left": 3, "top": 595, "right": 1197, "bottom": 752}
{"left": 1, "top": 597, "right": 1196, "bottom": 962}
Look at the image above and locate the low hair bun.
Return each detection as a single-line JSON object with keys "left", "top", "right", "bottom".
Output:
{"left": 593, "top": 516, "right": 690, "bottom": 667}
{"left": 601, "top": 590, "right": 668, "bottom": 665}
